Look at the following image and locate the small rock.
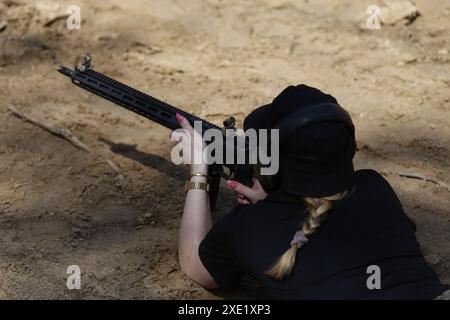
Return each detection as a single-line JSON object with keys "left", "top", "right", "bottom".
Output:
{"left": 131, "top": 41, "right": 163, "bottom": 54}
{"left": 115, "top": 174, "right": 125, "bottom": 187}
{"left": 263, "top": 0, "right": 290, "bottom": 9}
{"left": 34, "top": 2, "right": 69, "bottom": 27}
{"left": 398, "top": 54, "right": 418, "bottom": 66}
{"left": 217, "top": 59, "right": 231, "bottom": 68}
{"left": 438, "top": 49, "right": 448, "bottom": 55}
{"left": 0, "top": 21, "right": 7, "bottom": 33}
{"left": 32, "top": 252, "right": 43, "bottom": 259}
{"left": 435, "top": 290, "right": 450, "bottom": 300}
{"left": 380, "top": 0, "right": 420, "bottom": 25}
{"left": 425, "top": 254, "right": 442, "bottom": 266}
{"left": 96, "top": 32, "right": 118, "bottom": 42}
{"left": 0, "top": 288, "right": 9, "bottom": 300}
{"left": 72, "top": 226, "right": 81, "bottom": 234}
{"left": 43, "top": 12, "right": 70, "bottom": 27}
{"left": 438, "top": 76, "right": 450, "bottom": 85}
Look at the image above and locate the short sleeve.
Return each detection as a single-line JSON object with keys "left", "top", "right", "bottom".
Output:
{"left": 198, "top": 209, "right": 244, "bottom": 288}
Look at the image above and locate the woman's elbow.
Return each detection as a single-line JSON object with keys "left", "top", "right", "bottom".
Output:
{"left": 180, "top": 258, "right": 219, "bottom": 290}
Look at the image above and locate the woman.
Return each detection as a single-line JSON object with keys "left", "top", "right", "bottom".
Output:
{"left": 171, "top": 85, "right": 449, "bottom": 299}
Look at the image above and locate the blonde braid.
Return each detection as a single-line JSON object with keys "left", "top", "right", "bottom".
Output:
{"left": 265, "top": 191, "right": 347, "bottom": 280}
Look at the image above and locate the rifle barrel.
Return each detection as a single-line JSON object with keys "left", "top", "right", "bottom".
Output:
{"left": 57, "top": 66, "right": 219, "bottom": 132}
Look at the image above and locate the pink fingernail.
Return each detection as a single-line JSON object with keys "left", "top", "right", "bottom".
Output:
{"left": 227, "top": 180, "right": 237, "bottom": 188}
{"left": 176, "top": 113, "right": 184, "bottom": 122}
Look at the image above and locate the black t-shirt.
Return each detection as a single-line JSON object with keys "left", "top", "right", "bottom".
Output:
{"left": 198, "top": 169, "right": 449, "bottom": 299}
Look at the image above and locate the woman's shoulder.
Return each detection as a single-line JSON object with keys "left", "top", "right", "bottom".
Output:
{"left": 353, "top": 169, "right": 406, "bottom": 211}
{"left": 354, "top": 169, "right": 395, "bottom": 192}
{"left": 355, "top": 168, "right": 385, "bottom": 181}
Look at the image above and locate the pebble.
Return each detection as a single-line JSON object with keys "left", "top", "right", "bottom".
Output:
{"left": 96, "top": 32, "right": 119, "bottom": 42}
{"left": 425, "top": 254, "right": 442, "bottom": 266}
{"left": 0, "top": 21, "right": 7, "bottom": 33}
{"left": 380, "top": 0, "right": 420, "bottom": 25}
{"left": 144, "top": 213, "right": 153, "bottom": 219}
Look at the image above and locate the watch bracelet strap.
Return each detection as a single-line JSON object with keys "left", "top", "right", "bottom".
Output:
{"left": 185, "top": 180, "right": 210, "bottom": 193}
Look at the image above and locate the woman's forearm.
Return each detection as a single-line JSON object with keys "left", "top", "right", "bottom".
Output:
{"left": 172, "top": 114, "right": 217, "bottom": 287}
{"left": 178, "top": 174, "right": 212, "bottom": 271}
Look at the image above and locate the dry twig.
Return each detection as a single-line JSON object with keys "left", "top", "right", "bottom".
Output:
{"left": 399, "top": 172, "right": 450, "bottom": 192}
{"left": 8, "top": 104, "right": 89, "bottom": 151}
{"left": 8, "top": 104, "right": 124, "bottom": 185}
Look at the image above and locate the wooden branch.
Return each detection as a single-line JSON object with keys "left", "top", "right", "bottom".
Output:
{"left": 8, "top": 104, "right": 90, "bottom": 151}
{"left": 399, "top": 172, "right": 450, "bottom": 192}
{"left": 9, "top": 104, "right": 124, "bottom": 185}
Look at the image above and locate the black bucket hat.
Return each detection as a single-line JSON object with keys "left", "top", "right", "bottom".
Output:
{"left": 244, "top": 85, "right": 356, "bottom": 197}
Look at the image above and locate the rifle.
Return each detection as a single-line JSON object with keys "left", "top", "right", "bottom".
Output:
{"left": 57, "top": 55, "right": 253, "bottom": 209}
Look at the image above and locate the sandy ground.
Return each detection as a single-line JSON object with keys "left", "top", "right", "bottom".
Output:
{"left": 0, "top": 0, "right": 448, "bottom": 299}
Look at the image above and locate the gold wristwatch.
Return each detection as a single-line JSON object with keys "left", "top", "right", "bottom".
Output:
{"left": 184, "top": 180, "right": 210, "bottom": 193}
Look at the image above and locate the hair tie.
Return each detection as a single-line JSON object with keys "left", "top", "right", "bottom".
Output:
{"left": 290, "top": 230, "right": 308, "bottom": 248}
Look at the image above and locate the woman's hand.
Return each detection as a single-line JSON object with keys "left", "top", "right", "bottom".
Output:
{"left": 227, "top": 177, "right": 267, "bottom": 205}
{"left": 171, "top": 113, "right": 208, "bottom": 175}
